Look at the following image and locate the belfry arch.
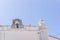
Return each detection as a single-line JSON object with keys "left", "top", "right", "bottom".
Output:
{"left": 12, "top": 19, "right": 24, "bottom": 28}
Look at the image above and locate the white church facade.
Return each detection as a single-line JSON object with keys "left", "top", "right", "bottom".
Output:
{"left": 0, "top": 19, "right": 59, "bottom": 40}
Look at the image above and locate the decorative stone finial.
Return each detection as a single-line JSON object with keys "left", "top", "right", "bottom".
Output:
{"left": 39, "top": 19, "right": 47, "bottom": 28}
{"left": 39, "top": 19, "right": 45, "bottom": 26}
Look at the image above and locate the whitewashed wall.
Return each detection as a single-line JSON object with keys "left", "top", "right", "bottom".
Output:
{"left": 0, "top": 30, "right": 40, "bottom": 40}
{"left": 0, "top": 31, "right": 59, "bottom": 40}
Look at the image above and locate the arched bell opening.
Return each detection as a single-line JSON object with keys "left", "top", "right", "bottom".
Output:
{"left": 11, "top": 19, "right": 24, "bottom": 28}
{"left": 16, "top": 23, "right": 19, "bottom": 28}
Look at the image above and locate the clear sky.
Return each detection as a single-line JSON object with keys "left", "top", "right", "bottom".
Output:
{"left": 0, "top": 0, "right": 60, "bottom": 38}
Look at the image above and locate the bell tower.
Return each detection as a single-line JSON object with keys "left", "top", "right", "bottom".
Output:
{"left": 11, "top": 19, "right": 24, "bottom": 28}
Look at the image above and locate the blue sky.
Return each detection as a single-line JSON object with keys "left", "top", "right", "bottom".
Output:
{"left": 0, "top": 0, "right": 60, "bottom": 38}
